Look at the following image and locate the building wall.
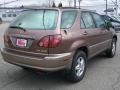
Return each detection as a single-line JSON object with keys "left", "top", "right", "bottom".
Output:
{"left": 0, "top": 8, "right": 24, "bottom": 22}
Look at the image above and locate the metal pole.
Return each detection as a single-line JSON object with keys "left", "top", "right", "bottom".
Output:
{"left": 79, "top": 0, "right": 82, "bottom": 9}
{"left": 4, "top": 0, "right": 5, "bottom": 8}
{"left": 116, "top": 0, "right": 118, "bottom": 16}
{"left": 49, "top": 0, "right": 50, "bottom": 7}
{"left": 106, "top": 0, "right": 108, "bottom": 15}
{"left": 74, "top": 0, "right": 76, "bottom": 8}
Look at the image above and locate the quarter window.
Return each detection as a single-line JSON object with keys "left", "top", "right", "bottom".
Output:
{"left": 81, "top": 12, "right": 95, "bottom": 29}
{"left": 61, "top": 11, "right": 77, "bottom": 29}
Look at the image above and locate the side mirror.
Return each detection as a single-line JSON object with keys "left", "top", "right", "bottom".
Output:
{"left": 106, "top": 21, "right": 113, "bottom": 29}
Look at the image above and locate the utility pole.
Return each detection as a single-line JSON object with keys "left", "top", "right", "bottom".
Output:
{"left": 68, "top": 0, "right": 72, "bottom": 7}
{"left": 115, "top": 0, "right": 118, "bottom": 16}
{"left": 4, "top": 0, "right": 5, "bottom": 8}
{"left": 49, "top": 0, "right": 51, "bottom": 7}
{"left": 78, "top": 0, "right": 82, "bottom": 9}
{"left": 74, "top": 0, "right": 76, "bottom": 8}
{"left": 106, "top": 0, "right": 108, "bottom": 15}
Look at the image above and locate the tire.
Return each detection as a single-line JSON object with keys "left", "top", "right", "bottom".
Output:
{"left": 67, "top": 51, "right": 87, "bottom": 82}
{"left": 21, "top": 66, "right": 31, "bottom": 71}
{"left": 106, "top": 38, "right": 117, "bottom": 58}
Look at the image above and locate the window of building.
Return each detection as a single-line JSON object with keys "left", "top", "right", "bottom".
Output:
{"left": 2, "top": 14, "right": 6, "bottom": 18}
{"left": 13, "top": 14, "right": 17, "bottom": 17}
{"left": 8, "top": 14, "right": 12, "bottom": 17}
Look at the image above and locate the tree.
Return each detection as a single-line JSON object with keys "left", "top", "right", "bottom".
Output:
{"left": 52, "top": 1, "right": 56, "bottom": 7}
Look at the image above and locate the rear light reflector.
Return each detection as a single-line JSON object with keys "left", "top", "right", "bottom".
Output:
{"left": 38, "top": 34, "right": 62, "bottom": 48}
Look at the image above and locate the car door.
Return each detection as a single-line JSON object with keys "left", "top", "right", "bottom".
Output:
{"left": 91, "top": 13, "right": 112, "bottom": 53}
{"left": 80, "top": 11, "right": 106, "bottom": 58}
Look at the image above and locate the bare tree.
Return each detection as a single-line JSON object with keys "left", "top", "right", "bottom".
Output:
{"left": 48, "top": 0, "right": 55, "bottom": 7}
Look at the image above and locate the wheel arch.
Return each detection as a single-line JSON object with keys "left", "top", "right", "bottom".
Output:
{"left": 75, "top": 46, "right": 88, "bottom": 57}
{"left": 113, "top": 35, "right": 117, "bottom": 41}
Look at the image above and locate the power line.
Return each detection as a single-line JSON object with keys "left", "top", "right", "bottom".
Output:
{"left": 0, "top": 0, "right": 19, "bottom": 6}
{"left": 81, "top": 4, "right": 114, "bottom": 7}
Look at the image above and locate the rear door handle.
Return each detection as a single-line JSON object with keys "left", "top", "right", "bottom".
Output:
{"left": 83, "top": 31, "right": 88, "bottom": 35}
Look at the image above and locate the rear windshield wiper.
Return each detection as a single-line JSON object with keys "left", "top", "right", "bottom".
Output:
{"left": 10, "top": 26, "right": 26, "bottom": 32}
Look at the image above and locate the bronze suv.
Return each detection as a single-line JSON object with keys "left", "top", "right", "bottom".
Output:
{"left": 1, "top": 8, "right": 117, "bottom": 82}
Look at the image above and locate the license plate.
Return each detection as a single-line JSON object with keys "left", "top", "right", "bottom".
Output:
{"left": 16, "top": 39, "right": 27, "bottom": 47}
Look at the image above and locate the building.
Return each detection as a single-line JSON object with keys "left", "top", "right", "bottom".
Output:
{"left": 0, "top": 7, "right": 25, "bottom": 22}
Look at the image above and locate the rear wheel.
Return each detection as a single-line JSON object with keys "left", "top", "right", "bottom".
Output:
{"left": 67, "top": 51, "right": 87, "bottom": 82}
{"left": 106, "top": 38, "right": 117, "bottom": 58}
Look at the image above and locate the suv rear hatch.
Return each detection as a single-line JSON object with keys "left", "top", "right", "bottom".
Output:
{"left": 4, "top": 9, "right": 60, "bottom": 57}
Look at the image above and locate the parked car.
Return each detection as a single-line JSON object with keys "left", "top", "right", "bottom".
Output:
{"left": 0, "top": 18, "right": 2, "bottom": 24}
{"left": 1, "top": 8, "right": 117, "bottom": 82}
{"left": 101, "top": 15, "right": 120, "bottom": 32}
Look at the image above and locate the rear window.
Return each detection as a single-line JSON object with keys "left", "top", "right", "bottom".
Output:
{"left": 61, "top": 10, "right": 77, "bottom": 29}
{"left": 10, "top": 10, "right": 59, "bottom": 30}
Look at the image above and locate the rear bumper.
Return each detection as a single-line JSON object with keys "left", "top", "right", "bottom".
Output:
{"left": 1, "top": 48, "right": 73, "bottom": 71}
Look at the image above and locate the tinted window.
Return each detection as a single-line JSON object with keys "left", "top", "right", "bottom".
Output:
{"left": 92, "top": 13, "right": 105, "bottom": 28}
{"left": 82, "top": 12, "right": 95, "bottom": 29}
{"left": 61, "top": 11, "right": 77, "bottom": 29}
{"left": 10, "top": 10, "right": 58, "bottom": 30}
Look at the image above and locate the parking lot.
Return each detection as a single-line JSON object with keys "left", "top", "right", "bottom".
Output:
{"left": 0, "top": 23, "right": 120, "bottom": 90}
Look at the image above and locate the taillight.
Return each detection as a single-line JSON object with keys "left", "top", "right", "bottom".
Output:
{"left": 38, "top": 35, "right": 62, "bottom": 48}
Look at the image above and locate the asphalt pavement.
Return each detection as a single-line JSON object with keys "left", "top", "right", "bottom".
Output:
{"left": 0, "top": 23, "right": 120, "bottom": 90}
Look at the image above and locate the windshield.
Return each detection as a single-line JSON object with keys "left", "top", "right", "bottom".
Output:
{"left": 10, "top": 10, "right": 59, "bottom": 30}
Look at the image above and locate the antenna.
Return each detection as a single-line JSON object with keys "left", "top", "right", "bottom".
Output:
{"left": 74, "top": 0, "right": 76, "bottom": 8}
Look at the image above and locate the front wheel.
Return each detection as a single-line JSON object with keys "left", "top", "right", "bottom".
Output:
{"left": 67, "top": 51, "right": 87, "bottom": 82}
{"left": 106, "top": 38, "right": 117, "bottom": 58}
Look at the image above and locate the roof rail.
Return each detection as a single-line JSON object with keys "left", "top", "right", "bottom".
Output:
{"left": 58, "top": 7, "right": 80, "bottom": 9}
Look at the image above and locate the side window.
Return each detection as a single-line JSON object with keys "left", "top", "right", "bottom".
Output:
{"left": 92, "top": 13, "right": 105, "bottom": 28}
{"left": 80, "top": 18, "right": 85, "bottom": 29}
{"left": 81, "top": 12, "right": 95, "bottom": 29}
{"left": 2, "top": 14, "right": 6, "bottom": 18}
{"left": 61, "top": 11, "right": 77, "bottom": 29}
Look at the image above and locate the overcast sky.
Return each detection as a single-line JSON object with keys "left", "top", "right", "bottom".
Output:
{"left": 0, "top": 0, "right": 119, "bottom": 14}
{"left": 0, "top": 0, "right": 117, "bottom": 7}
